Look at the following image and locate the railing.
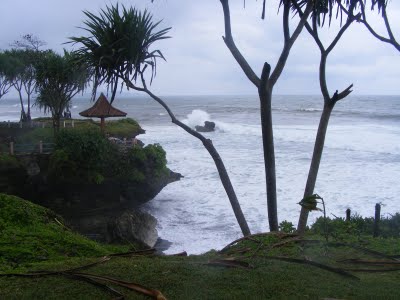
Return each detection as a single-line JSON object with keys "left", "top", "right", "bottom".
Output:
{"left": 0, "top": 120, "right": 76, "bottom": 129}
{"left": 7, "top": 141, "right": 54, "bottom": 155}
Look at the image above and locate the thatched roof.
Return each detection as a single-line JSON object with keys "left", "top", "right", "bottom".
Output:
{"left": 79, "top": 93, "right": 127, "bottom": 118}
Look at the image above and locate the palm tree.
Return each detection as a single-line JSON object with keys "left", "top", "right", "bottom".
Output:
{"left": 69, "top": 4, "right": 251, "bottom": 236}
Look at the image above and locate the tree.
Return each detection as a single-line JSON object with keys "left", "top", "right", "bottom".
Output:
{"left": 343, "top": 0, "right": 399, "bottom": 51}
{"left": 11, "top": 34, "right": 47, "bottom": 51}
{"left": 4, "top": 35, "right": 46, "bottom": 121}
{"left": 35, "top": 50, "right": 90, "bottom": 133}
{"left": 0, "top": 52, "right": 13, "bottom": 99}
{"left": 3, "top": 49, "right": 42, "bottom": 121}
{"left": 69, "top": 4, "right": 251, "bottom": 236}
{"left": 294, "top": 1, "right": 357, "bottom": 233}
{"left": 219, "top": 0, "right": 314, "bottom": 231}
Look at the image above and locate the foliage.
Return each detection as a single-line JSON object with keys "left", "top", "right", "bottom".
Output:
{"left": 53, "top": 128, "right": 113, "bottom": 182}
{"left": 0, "top": 153, "right": 20, "bottom": 168}
{"left": 310, "top": 213, "right": 400, "bottom": 238}
{"left": 0, "top": 52, "right": 13, "bottom": 99}
{"left": 48, "top": 149, "right": 78, "bottom": 180}
{"left": 1, "top": 49, "right": 45, "bottom": 121}
{"left": 34, "top": 50, "right": 90, "bottom": 132}
{"left": 52, "top": 128, "right": 167, "bottom": 184}
{"left": 109, "top": 143, "right": 168, "bottom": 183}
{"left": 278, "top": 220, "right": 296, "bottom": 233}
{"left": 69, "top": 3, "right": 171, "bottom": 102}
{"left": 105, "top": 118, "right": 144, "bottom": 138}
{"left": 0, "top": 194, "right": 128, "bottom": 271}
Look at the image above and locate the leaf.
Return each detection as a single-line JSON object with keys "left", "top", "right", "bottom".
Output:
{"left": 298, "top": 194, "right": 323, "bottom": 211}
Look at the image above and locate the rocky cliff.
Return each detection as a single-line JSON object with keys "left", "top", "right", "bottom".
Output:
{"left": 0, "top": 153, "right": 181, "bottom": 248}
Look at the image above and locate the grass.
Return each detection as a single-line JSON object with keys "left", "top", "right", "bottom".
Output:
{"left": 0, "top": 194, "right": 132, "bottom": 273}
{"left": 0, "top": 118, "right": 144, "bottom": 147}
{"left": 1, "top": 194, "right": 399, "bottom": 299}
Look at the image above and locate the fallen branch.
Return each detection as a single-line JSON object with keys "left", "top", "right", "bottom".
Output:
{"left": 219, "top": 232, "right": 297, "bottom": 253}
{"left": 206, "top": 259, "right": 252, "bottom": 269}
{"left": 265, "top": 256, "right": 359, "bottom": 280}
{"left": 71, "top": 272, "right": 167, "bottom": 299}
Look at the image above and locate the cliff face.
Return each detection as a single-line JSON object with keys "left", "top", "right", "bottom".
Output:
{"left": 0, "top": 153, "right": 181, "bottom": 247}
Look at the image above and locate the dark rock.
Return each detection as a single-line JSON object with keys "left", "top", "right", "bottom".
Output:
{"left": 0, "top": 154, "right": 181, "bottom": 247}
{"left": 195, "top": 121, "right": 215, "bottom": 132}
{"left": 111, "top": 211, "right": 158, "bottom": 247}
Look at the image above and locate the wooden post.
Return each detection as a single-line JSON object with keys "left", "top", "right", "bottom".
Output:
{"left": 39, "top": 140, "right": 43, "bottom": 154}
{"left": 373, "top": 203, "right": 381, "bottom": 237}
{"left": 10, "top": 142, "right": 14, "bottom": 155}
{"left": 346, "top": 208, "right": 351, "bottom": 221}
{"left": 72, "top": 120, "right": 75, "bottom": 128}
{"left": 63, "top": 121, "right": 66, "bottom": 128}
{"left": 42, "top": 122, "right": 45, "bottom": 128}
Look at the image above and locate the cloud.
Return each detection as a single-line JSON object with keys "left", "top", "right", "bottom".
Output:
{"left": 1, "top": 0, "right": 399, "bottom": 96}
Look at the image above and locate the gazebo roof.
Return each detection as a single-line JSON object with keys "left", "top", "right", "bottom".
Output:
{"left": 79, "top": 93, "right": 127, "bottom": 118}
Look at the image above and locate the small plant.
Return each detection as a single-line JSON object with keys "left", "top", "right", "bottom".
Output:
{"left": 299, "top": 194, "right": 328, "bottom": 241}
{"left": 279, "top": 220, "right": 295, "bottom": 233}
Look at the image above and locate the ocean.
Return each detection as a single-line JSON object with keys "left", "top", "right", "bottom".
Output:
{"left": 1, "top": 94, "right": 399, "bottom": 254}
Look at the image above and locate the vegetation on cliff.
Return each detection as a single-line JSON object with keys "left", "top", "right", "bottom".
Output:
{"left": 0, "top": 194, "right": 129, "bottom": 272}
{"left": 49, "top": 126, "right": 168, "bottom": 184}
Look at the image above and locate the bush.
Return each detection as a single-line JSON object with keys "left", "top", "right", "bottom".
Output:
{"left": 310, "top": 213, "right": 400, "bottom": 238}
{"left": 53, "top": 128, "right": 116, "bottom": 183}
{"left": 0, "top": 153, "right": 20, "bottom": 168}
{"left": 105, "top": 118, "right": 144, "bottom": 138}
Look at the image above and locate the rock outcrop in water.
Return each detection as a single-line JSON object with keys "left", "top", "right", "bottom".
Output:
{"left": 195, "top": 121, "right": 216, "bottom": 132}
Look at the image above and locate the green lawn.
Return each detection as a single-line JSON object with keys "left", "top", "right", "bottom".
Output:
{"left": 1, "top": 194, "right": 399, "bottom": 299}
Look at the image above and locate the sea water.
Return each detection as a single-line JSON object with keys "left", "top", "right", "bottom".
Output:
{"left": 1, "top": 94, "right": 399, "bottom": 254}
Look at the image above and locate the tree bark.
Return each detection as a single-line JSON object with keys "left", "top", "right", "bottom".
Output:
{"left": 297, "top": 102, "right": 334, "bottom": 234}
{"left": 126, "top": 79, "right": 251, "bottom": 236}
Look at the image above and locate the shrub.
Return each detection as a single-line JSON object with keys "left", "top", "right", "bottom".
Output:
{"left": 310, "top": 213, "right": 400, "bottom": 238}
{"left": 279, "top": 220, "right": 295, "bottom": 233}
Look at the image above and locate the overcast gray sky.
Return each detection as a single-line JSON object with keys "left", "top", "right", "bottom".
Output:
{"left": 1, "top": 0, "right": 399, "bottom": 96}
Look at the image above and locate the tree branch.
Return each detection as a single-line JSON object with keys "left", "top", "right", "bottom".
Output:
{"left": 331, "top": 84, "right": 353, "bottom": 104}
{"left": 220, "top": 0, "right": 261, "bottom": 88}
{"left": 269, "top": 1, "right": 313, "bottom": 87}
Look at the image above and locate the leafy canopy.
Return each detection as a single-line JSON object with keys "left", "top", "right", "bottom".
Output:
{"left": 69, "top": 4, "right": 171, "bottom": 102}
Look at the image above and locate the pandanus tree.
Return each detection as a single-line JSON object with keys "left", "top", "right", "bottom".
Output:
{"left": 342, "top": 0, "right": 399, "bottom": 51}
{"left": 35, "top": 50, "right": 90, "bottom": 134}
{"left": 69, "top": 4, "right": 251, "bottom": 236}
{"left": 219, "top": 0, "right": 315, "bottom": 231}
{"left": 293, "top": 0, "right": 359, "bottom": 233}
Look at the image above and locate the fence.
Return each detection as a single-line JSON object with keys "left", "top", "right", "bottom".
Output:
{"left": 7, "top": 141, "right": 54, "bottom": 155}
{"left": 0, "top": 120, "right": 76, "bottom": 129}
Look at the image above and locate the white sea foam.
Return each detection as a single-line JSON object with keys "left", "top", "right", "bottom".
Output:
{"left": 181, "top": 109, "right": 211, "bottom": 128}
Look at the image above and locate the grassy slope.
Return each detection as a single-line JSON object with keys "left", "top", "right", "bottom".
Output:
{"left": 0, "top": 194, "right": 131, "bottom": 273}
{"left": 0, "top": 194, "right": 399, "bottom": 299}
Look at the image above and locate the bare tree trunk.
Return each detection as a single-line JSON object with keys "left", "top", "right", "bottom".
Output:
{"left": 17, "top": 89, "right": 27, "bottom": 122}
{"left": 126, "top": 79, "right": 251, "bottom": 236}
{"left": 258, "top": 64, "right": 278, "bottom": 231}
{"left": 297, "top": 103, "right": 333, "bottom": 234}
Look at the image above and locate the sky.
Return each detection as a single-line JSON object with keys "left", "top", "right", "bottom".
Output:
{"left": 1, "top": 0, "right": 399, "bottom": 96}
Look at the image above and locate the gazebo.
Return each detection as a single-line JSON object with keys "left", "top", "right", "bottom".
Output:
{"left": 79, "top": 93, "right": 127, "bottom": 133}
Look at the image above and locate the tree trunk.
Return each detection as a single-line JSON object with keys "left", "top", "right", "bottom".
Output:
{"left": 27, "top": 93, "right": 31, "bottom": 121}
{"left": 17, "top": 89, "right": 27, "bottom": 122}
{"left": 259, "top": 88, "right": 278, "bottom": 231}
{"left": 129, "top": 83, "right": 251, "bottom": 236}
{"left": 297, "top": 102, "right": 334, "bottom": 234}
